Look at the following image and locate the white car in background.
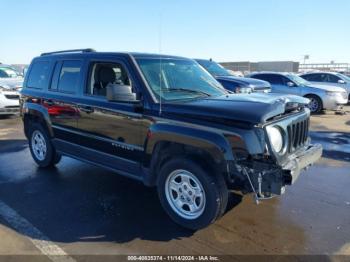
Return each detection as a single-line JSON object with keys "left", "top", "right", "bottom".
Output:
{"left": 248, "top": 72, "right": 348, "bottom": 113}
{"left": 0, "top": 65, "right": 23, "bottom": 115}
{"left": 299, "top": 72, "right": 350, "bottom": 101}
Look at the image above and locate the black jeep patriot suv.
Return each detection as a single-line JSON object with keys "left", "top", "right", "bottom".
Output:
{"left": 21, "top": 49, "right": 322, "bottom": 230}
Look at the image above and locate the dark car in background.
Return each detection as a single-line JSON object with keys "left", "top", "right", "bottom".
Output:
{"left": 195, "top": 59, "right": 271, "bottom": 93}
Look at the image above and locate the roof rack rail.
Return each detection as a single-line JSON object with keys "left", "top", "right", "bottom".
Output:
{"left": 40, "top": 48, "right": 96, "bottom": 56}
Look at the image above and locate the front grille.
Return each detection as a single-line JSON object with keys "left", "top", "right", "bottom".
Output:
{"left": 287, "top": 117, "right": 309, "bottom": 153}
{"left": 4, "top": 106, "right": 19, "bottom": 109}
{"left": 5, "top": 94, "right": 19, "bottom": 100}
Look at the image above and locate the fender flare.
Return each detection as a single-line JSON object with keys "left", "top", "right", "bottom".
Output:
{"left": 141, "top": 123, "right": 241, "bottom": 186}
{"left": 22, "top": 102, "right": 53, "bottom": 137}
{"left": 145, "top": 123, "right": 235, "bottom": 163}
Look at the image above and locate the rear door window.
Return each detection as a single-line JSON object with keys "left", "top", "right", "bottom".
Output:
{"left": 303, "top": 74, "right": 323, "bottom": 82}
{"left": 301, "top": 74, "right": 313, "bottom": 81}
{"left": 56, "top": 60, "right": 83, "bottom": 94}
{"left": 251, "top": 74, "right": 269, "bottom": 82}
{"left": 27, "top": 61, "right": 51, "bottom": 89}
{"left": 254, "top": 74, "right": 284, "bottom": 85}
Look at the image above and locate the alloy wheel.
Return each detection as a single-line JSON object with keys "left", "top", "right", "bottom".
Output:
{"left": 165, "top": 169, "right": 206, "bottom": 220}
{"left": 308, "top": 97, "right": 319, "bottom": 112}
{"left": 31, "top": 130, "right": 47, "bottom": 161}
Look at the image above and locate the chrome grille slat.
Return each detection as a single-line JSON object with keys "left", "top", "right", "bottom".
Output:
{"left": 287, "top": 117, "right": 309, "bottom": 153}
{"left": 287, "top": 126, "right": 292, "bottom": 153}
{"left": 300, "top": 121, "right": 304, "bottom": 146}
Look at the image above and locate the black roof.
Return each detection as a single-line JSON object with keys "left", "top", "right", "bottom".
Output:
{"left": 36, "top": 49, "right": 189, "bottom": 61}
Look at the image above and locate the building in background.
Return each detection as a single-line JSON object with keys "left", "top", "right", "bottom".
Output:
{"left": 299, "top": 62, "right": 350, "bottom": 74}
{"left": 220, "top": 61, "right": 299, "bottom": 74}
{"left": 219, "top": 61, "right": 258, "bottom": 73}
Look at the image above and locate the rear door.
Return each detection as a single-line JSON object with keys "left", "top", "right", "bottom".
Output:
{"left": 45, "top": 60, "right": 82, "bottom": 142}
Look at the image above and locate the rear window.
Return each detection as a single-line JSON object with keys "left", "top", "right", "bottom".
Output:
{"left": 27, "top": 61, "right": 51, "bottom": 89}
{"left": 56, "top": 60, "right": 83, "bottom": 93}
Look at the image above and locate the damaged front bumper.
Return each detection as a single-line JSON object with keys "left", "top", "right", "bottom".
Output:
{"left": 235, "top": 143, "right": 323, "bottom": 199}
{"left": 282, "top": 143, "right": 323, "bottom": 185}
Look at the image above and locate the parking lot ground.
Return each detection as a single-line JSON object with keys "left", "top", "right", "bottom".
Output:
{"left": 0, "top": 108, "right": 349, "bottom": 258}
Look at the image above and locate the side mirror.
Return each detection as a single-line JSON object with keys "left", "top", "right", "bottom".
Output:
{"left": 106, "top": 83, "right": 138, "bottom": 102}
{"left": 287, "top": 82, "right": 295, "bottom": 87}
{"left": 338, "top": 79, "right": 346, "bottom": 84}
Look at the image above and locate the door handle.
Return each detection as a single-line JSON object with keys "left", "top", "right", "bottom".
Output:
{"left": 78, "top": 105, "right": 94, "bottom": 114}
{"left": 46, "top": 100, "right": 54, "bottom": 106}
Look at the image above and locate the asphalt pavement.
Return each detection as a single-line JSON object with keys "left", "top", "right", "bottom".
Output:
{"left": 0, "top": 109, "right": 349, "bottom": 259}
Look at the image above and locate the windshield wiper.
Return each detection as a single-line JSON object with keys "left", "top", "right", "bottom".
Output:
{"left": 163, "top": 88, "right": 211, "bottom": 97}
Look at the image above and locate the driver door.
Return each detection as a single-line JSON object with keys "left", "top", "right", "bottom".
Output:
{"left": 75, "top": 58, "right": 144, "bottom": 176}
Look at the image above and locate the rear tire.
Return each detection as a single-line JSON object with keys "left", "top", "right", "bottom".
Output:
{"left": 157, "top": 157, "right": 228, "bottom": 230}
{"left": 305, "top": 95, "right": 323, "bottom": 114}
{"left": 28, "top": 123, "right": 61, "bottom": 167}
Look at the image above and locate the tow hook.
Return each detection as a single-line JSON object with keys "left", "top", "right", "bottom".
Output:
{"left": 242, "top": 168, "right": 275, "bottom": 205}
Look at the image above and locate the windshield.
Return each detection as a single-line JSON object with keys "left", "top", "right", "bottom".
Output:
{"left": 287, "top": 74, "right": 310, "bottom": 86}
{"left": 0, "top": 67, "right": 20, "bottom": 78}
{"left": 136, "top": 58, "right": 228, "bottom": 101}
{"left": 196, "top": 60, "right": 231, "bottom": 77}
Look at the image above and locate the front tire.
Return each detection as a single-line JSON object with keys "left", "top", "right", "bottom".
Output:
{"left": 157, "top": 158, "right": 228, "bottom": 230}
{"left": 305, "top": 94, "right": 323, "bottom": 114}
{"left": 28, "top": 123, "right": 61, "bottom": 167}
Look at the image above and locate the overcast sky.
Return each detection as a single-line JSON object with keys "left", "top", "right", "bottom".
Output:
{"left": 2, "top": 0, "right": 349, "bottom": 64}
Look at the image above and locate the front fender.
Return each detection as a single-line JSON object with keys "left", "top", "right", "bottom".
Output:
{"left": 145, "top": 123, "right": 235, "bottom": 163}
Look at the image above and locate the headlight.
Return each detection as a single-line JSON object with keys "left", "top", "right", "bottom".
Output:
{"left": 326, "top": 91, "right": 341, "bottom": 97}
{"left": 266, "top": 126, "right": 284, "bottom": 153}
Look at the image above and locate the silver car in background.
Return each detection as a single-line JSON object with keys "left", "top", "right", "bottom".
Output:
{"left": 0, "top": 65, "right": 23, "bottom": 115}
{"left": 299, "top": 72, "right": 350, "bottom": 101}
{"left": 247, "top": 72, "right": 348, "bottom": 113}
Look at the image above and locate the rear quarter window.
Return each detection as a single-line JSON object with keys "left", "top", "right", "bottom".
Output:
{"left": 27, "top": 61, "right": 51, "bottom": 89}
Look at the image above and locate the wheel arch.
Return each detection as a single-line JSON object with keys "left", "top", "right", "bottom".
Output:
{"left": 303, "top": 93, "right": 323, "bottom": 110}
{"left": 22, "top": 103, "right": 53, "bottom": 138}
{"left": 142, "top": 123, "right": 235, "bottom": 186}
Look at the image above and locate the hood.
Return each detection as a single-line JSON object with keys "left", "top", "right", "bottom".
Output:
{"left": 305, "top": 84, "right": 346, "bottom": 92}
{"left": 216, "top": 76, "right": 271, "bottom": 90}
{"left": 161, "top": 93, "right": 309, "bottom": 126}
{"left": 0, "top": 77, "right": 23, "bottom": 90}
